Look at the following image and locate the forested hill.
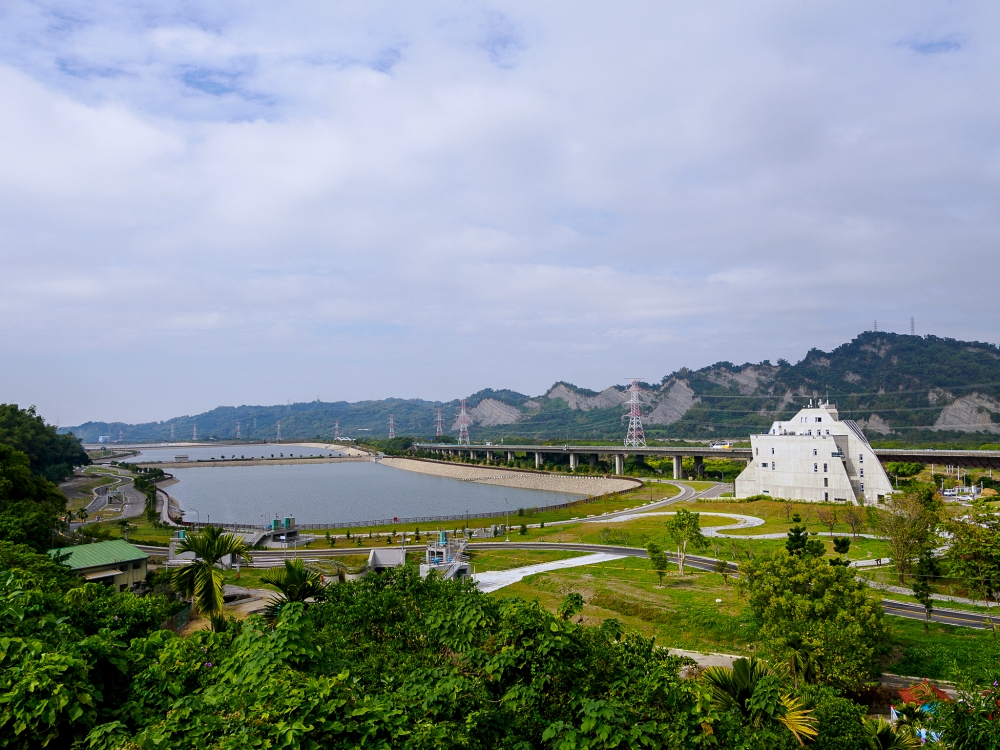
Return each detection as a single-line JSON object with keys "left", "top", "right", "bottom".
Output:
{"left": 65, "top": 332, "right": 1000, "bottom": 446}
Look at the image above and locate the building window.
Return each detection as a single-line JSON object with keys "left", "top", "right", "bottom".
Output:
{"left": 813, "top": 448, "right": 817, "bottom": 456}
{"left": 755, "top": 447, "right": 758, "bottom": 456}
{"left": 859, "top": 454, "right": 863, "bottom": 463}
{"left": 813, "top": 463, "right": 818, "bottom": 472}
{"left": 761, "top": 462, "right": 768, "bottom": 468}
{"left": 132, "top": 562, "right": 140, "bottom": 570}
{"left": 771, "top": 462, "right": 775, "bottom": 470}
{"left": 824, "top": 478, "right": 829, "bottom": 487}
{"left": 808, "top": 429, "right": 812, "bottom": 435}
{"left": 816, "top": 417, "right": 822, "bottom": 422}
{"left": 860, "top": 468, "right": 864, "bottom": 478}
{"left": 823, "top": 463, "right": 828, "bottom": 472}
{"left": 825, "top": 430, "right": 830, "bottom": 435}
{"left": 824, "top": 492, "right": 829, "bottom": 501}
{"left": 860, "top": 482, "right": 864, "bottom": 491}
{"left": 771, "top": 447, "right": 775, "bottom": 455}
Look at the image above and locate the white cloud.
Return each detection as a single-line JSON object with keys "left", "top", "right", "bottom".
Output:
{"left": 1, "top": 1, "right": 999, "bottom": 424}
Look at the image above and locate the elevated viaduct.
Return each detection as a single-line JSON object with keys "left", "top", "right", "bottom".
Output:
{"left": 413, "top": 443, "right": 1000, "bottom": 477}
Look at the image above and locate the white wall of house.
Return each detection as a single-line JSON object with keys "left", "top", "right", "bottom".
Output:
{"left": 735, "top": 402, "right": 893, "bottom": 504}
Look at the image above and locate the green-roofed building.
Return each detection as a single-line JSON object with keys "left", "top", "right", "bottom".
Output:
{"left": 48, "top": 539, "right": 148, "bottom": 592}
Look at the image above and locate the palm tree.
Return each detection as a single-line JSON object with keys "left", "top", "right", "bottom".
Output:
{"left": 774, "top": 632, "right": 820, "bottom": 688}
{"left": 702, "top": 657, "right": 818, "bottom": 746}
{"left": 864, "top": 717, "right": 920, "bottom": 749}
{"left": 170, "top": 526, "right": 251, "bottom": 626}
{"left": 260, "top": 559, "right": 327, "bottom": 623}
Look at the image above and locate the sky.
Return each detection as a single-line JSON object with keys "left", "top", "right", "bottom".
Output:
{"left": 2, "top": 2, "right": 999, "bottom": 426}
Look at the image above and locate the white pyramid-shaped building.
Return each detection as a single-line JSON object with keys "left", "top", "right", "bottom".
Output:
{"left": 734, "top": 400, "right": 892, "bottom": 505}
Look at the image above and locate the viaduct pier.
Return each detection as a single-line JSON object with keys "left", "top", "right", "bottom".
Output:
{"left": 413, "top": 443, "right": 1000, "bottom": 477}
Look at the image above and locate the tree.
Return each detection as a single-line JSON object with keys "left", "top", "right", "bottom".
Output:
{"left": 0, "top": 404, "right": 90, "bottom": 481}
{"left": 843, "top": 505, "right": 866, "bottom": 537}
{"left": 885, "top": 462, "right": 925, "bottom": 479}
{"left": 867, "top": 489, "right": 939, "bottom": 584}
{"left": 170, "top": 526, "right": 251, "bottom": 626}
{"left": 928, "top": 679, "right": 1000, "bottom": 749}
{"left": 786, "top": 525, "right": 809, "bottom": 555}
{"left": 816, "top": 507, "right": 838, "bottom": 534}
{"left": 863, "top": 716, "right": 921, "bottom": 749}
{"left": 804, "top": 536, "right": 826, "bottom": 558}
{"left": 782, "top": 498, "right": 793, "bottom": 522}
{"left": 664, "top": 509, "right": 708, "bottom": 575}
{"left": 715, "top": 558, "right": 730, "bottom": 584}
{"left": 738, "top": 552, "right": 890, "bottom": 692}
{"left": 0, "top": 443, "right": 69, "bottom": 551}
{"left": 945, "top": 499, "right": 1000, "bottom": 632}
{"left": 911, "top": 550, "right": 937, "bottom": 632}
{"left": 260, "top": 559, "right": 327, "bottom": 623}
{"left": 773, "top": 632, "right": 819, "bottom": 689}
{"left": 645, "top": 541, "right": 668, "bottom": 587}
{"left": 701, "top": 656, "right": 818, "bottom": 746}
{"left": 830, "top": 536, "right": 851, "bottom": 566}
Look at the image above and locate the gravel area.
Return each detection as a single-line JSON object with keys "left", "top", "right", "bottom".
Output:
{"left": 380, "top": 458, "right": 640, "bottom": 495}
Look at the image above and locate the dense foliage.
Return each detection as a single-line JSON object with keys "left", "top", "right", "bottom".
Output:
{"left": 0, "top": 545, "right": 179, "bottom": 748}
{"left": 738, "top": 553, "right": 890, "bottom": 693}
{"left": 0, "top": 405, "right": 89, "bottom": 482}
{"left": 0, "top": 444, "right": 69, "bottom": 552}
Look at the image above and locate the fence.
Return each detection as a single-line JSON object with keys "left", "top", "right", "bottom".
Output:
{"left": 159, "top": 604, "right": 192, "bottom": 633}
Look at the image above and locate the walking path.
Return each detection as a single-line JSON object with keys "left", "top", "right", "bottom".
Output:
{"left": 473, "top": 552, "right": 626, "bottom": 593}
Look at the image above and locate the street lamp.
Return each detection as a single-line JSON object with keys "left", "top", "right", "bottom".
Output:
{"left": 191, "top": 508, "right": 200, "bottom": 527}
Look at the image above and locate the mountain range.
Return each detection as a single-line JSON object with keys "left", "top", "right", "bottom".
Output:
{"left": 63, "top": 332, "right": 1000, "bottom": 446}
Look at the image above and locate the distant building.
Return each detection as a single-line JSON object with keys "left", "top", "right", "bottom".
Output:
{"left": 735, "top": 401, "right": 893, "bottom": 504}
{"left": 48, "top": 539, "right": 148, "bottom": 592}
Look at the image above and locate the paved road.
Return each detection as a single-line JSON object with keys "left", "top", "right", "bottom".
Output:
{"left": 70, "top": 468, "right": 146, "bottom": 530}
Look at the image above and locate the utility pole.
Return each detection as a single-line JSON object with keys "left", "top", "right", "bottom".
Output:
{"left": 624, "top": 379, "right": 647, "bottom": 448}
{"left": 457, "top": 400, "right": 471, "bottom": 445}
{"left": 435, "top": 408, "right": 443, "bottom": 437}
{"left": 388, "top": 414, "right": 395, "bottom": 439}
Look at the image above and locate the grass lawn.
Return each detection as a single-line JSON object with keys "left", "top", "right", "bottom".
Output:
{"left": 84, "top": 517, "right": 175, "bottom": 545}
{"left": 887, "top": 616, "right": 1000, "bottom": 681}
{"left": 495, "top": 557, "right": 756, "bottom": 654}
{"left": 669, "top": 481, "right": 719, "bottom": 492}
{"left": 467, "top": 549, "right": 586, "bottom": 572}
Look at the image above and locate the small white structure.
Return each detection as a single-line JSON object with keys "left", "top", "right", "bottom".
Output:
{"left": 735, "top": 400, "right": 893, "bottom": 504}
{"left": 368, "top": 547, "right": 406, "bottom": 572}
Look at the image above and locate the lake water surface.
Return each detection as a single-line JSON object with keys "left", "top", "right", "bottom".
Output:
{"left": 167, "top": 461, "right": 585, "bottom": 525}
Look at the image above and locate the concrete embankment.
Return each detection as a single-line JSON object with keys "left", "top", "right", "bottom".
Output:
{"left": 145, "top": 456, "right": 371, "bottom": 470}
{"left": 379, "top": 457, "right": 640, "bottom": 495}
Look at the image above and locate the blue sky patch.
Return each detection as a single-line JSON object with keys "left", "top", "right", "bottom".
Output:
{"left": 183, "top": 68, "right": 238, "bottom": 95}
{"left": 908, "top": 38, "right": 962, "bottom": 55}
